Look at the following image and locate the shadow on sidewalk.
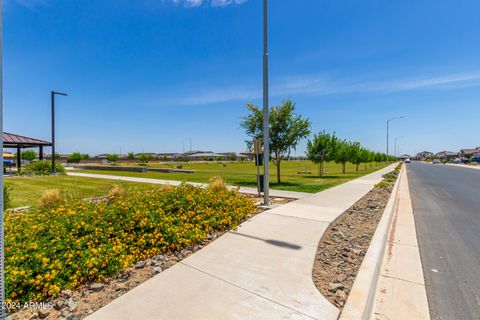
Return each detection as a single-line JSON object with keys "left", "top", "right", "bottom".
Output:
{"left": 231, "top": 232, "right": 302, "bottom": 250}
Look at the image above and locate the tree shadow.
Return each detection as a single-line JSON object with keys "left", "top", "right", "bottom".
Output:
{"left": 231, "top": 232, "right": 302, "bottom": 250}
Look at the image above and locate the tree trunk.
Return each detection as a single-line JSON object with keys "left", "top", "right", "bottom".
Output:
{"left": 318, "top": 161, "right": 324, "bottom": 177}
{"left": 342, "top": 162, "right": 346, "bottom": 174}
{"left": 275, "top": 152, "right": 281, "bottom": 184}
{"left": 321, "top": 161, "right": 325, "bottom": 177}
{"left": 364, "top": 162, "right": 367, "bottom": 170}
{"left": 276, "top": 160, "right": 281, "bottom": 184}
{"left": 356, "top": 163, "right": 359, "bottom": 172}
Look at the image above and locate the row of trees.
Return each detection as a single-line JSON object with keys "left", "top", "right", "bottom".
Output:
{"left": 241, "top": 99, "right": 394, "bottom": 183}
{"left": 307, "top": 131, "right": 393, "bottom": 177}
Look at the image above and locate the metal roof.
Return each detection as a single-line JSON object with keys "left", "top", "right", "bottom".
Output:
{"left": 3, "top": 132, "right": 52, "bottom": 148}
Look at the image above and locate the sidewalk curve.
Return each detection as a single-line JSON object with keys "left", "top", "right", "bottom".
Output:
{"left": 87, "top": 165, "right": 397, "bottom": 320}
{"left": 66, "top": 171, "right": 311, "bottom": 199}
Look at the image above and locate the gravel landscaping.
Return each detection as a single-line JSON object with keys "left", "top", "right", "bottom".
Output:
{"left": 312, "top": 168, "right": 399, "bottom": 308}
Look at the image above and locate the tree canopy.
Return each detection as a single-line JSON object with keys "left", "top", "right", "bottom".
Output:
{"left": 241, "top": 99, "right": 311, "bottom": 183}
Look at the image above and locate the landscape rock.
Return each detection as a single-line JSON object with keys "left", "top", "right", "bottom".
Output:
{"left": 61, "top": 289, "right": 73, "bottom": 298}
{"left": 37, "top": 309, "right": 50, "bottom": 319}
{"left": 335, "top": 290, "right": 347, "bottom": 305}
{"left": 54, "top": 300, "right": 65, "bottom": 310}
{"left": 336, "top": 274, "right": 347, "bottom": 283}
{"left": 135, "top": 261, "right": 147, "bottom": 269}
{"left": 152, "top": 266, "right": 162, "bottom": 275}
{"left": 89, "top": 283, "right": 106, "bottom": 292}
{"left": 66, "top": 298, "right": 78, "bottom": 312}
{"left": 328, "top": 283, "right": 344, "bottom": 292}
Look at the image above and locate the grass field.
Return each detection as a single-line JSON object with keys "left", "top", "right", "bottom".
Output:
{"left": 5, "top": 176, "right": 144, "bottom": 208}
{"left": 75, "top": 160, "right": 388, "bottom": 193}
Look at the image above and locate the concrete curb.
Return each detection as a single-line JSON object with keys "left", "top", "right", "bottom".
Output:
{"left": 338, "top": 165, "right": 403, "bottom": 320}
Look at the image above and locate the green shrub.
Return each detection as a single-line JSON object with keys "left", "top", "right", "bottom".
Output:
{"left": 21, "top": 150, "right": 37, "bottom": 161}
{"left": 20, "top": 160, "right": 66, "bottom": 176}
{"left": 4, "top": 184, "right": 12, "bottom": 209}
{"left": 106, "top": 154, "right": 119, "bottom": 163}
{"left": 138, "top": 154, "right": 150, "bottom": 163}
{"left": 5, "top": 184, "right": 255, "bottom": 302}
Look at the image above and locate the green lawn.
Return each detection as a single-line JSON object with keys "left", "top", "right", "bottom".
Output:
{"left": 5, "top": 175, "right": 144, "bottom": 208}
{"left": 75, "top": 160, "right": 388, "bottom": 193}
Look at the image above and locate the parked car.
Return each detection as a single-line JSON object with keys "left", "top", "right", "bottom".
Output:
{"left": 432, "top": 159, "right": 441, "bottom": 164}
{"left": 405, "top": 158, "right": 411, "bottom": 163}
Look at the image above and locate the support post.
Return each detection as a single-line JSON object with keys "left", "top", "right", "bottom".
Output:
{"left": 262, "top": 0, "right": 269, "bottom": 206}
{"left": 51, "top": 91, "right": 55, "bottom": 174}
{"left": 39, "top": 146, "right": 44, "bottom": 160}
{"left": 16, "top": 147, "right": 21, "bottom": 171}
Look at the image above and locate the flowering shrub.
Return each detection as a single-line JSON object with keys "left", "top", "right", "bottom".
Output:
{"left": 5, "top": 184, "right": 255, "bottom": 302}
{"left": 19, "top": 160, "right": 66, "bottom": 176}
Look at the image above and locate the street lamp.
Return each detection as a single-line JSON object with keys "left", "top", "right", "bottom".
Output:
{"left": 394, "top": 136, "right": 403, "bottom": 158}
{"left": 262, "top": 0, "right": 270, "bottom": 206}
{"left": 386, "top": 116, "right": 403, "bottom": 158}
{"left": 51, "top": 91, "right": 67, "bottom": 174}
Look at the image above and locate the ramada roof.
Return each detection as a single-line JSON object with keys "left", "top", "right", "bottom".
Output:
{"left": 3, "top": 132, "right": 52, "bottom": 148}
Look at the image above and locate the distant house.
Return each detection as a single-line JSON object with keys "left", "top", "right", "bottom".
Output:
{"left": 398, "top": 154, "right": 412, "bottom": 160}
{"left": 156, "top": 152, "right": 183, "bottom": 161}
{"left": 219, "top": 152, "right": 244, "bottom": 161}
{"left": 188, "top": 152, "right": 227, "bottom": 161}
{"left": 434, "top": 151, "right": 457, "bottom": 161}
{"left": 415, "top": 151, "right": 433, "bottom": 160}
{"left": 240, "top": 151, "right": 255, "bottom": 161}
{"left": 459, "top": 148, "right": 480, "bottom": 159}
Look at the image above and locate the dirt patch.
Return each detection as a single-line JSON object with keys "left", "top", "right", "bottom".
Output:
{"left": 10, "top": 195, "right": 293, "bottom": 320}
{"left": 312, "top": 170, "right": 399, "bottom": 308}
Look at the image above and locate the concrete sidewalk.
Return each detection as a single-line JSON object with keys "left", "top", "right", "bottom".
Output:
{"left": 445, "top": 163, "right": 480, "bottom": 170}
{"left": 372, "top": 168, "right": 430, "bottom": 319}
{"left": 87, "top": 165, "right": 397, "bottom": 320}
{"left": 67, "top": 171, "right": 311, "bottom": 199}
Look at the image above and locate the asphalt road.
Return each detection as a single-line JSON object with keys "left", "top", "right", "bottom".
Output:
{"left": 407, "top": 162, "right": 480, "bottom": 320}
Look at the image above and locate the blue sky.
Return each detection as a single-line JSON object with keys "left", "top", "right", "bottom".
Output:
{"left": 4, "top": 0, "right": 480, "bottom": 156}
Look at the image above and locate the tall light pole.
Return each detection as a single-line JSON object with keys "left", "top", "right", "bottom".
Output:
{"left": 51, "top": 91, "right": 67, "bottom": 174}
{"left": 262, "top": 0, "right": 270, "bottom": 206}
{"left": 386, "top": 116, "right": 403, "bottom": 159}
{"left": 394, "top": 136, "right": 403, "bottom": 158}
{"left": 0, "top": 1, "right": 5, "bottom": 315}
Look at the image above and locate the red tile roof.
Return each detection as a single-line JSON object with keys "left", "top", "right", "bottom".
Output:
{"left": 3, "top": 132, "right": 52, "bottom": 147}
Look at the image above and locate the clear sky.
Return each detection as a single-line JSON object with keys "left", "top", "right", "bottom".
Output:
{"left": 4, "top": 0, "right": 480, "bottom": 156}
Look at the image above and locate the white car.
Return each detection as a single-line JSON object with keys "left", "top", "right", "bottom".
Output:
{"left": 405, "top": 158, "right": 411, "bottom": 163}
{"left": 432, "top": 159, "right": 441, "bottom": 164}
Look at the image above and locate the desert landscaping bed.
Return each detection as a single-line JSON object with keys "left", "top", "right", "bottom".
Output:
{"left": 8, "top": 192, "right": 292, "bottom": 320}
{"left": 312, "top": 167, "right": 400, "bottom": 308}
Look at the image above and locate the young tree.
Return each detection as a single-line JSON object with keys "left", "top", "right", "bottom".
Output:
{"left": 68, "top": 152, "right": 83, "bottom": 163}
{"left": 127, "top": 152, "right": 136, "bottom": 161}
{"left": 106, "top": 153, "right": 119, "bottom": 163}
{"left": 361, "top": 149, "right": 372, "bottom": 170}
{"left": 348, "top": 141, "right": 363, "bottom": 172}
{"left": 306, "top": 131, "right": 337, "bottom": 177}
{"left": 139, "top": 154, "right": 150, "bottom": 163}
{"left": 21, "top": 150, "right": 37, "bottom": 161}
{"left": 241, "top": 99, "right": 311, "bottom": 183}
{"left": 334, "top": 140, "right": 350, "bottom": 174}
